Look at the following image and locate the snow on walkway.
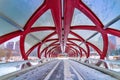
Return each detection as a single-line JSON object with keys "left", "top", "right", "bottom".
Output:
{"left": 64, "top": 60, "right": 82, "bottom": 80}
{"left": 13, "top": 60, "right": 59, "bottom": 80}
{"left": 69, "top": 60, "right": 117, "bottom": 80}
{"left": 6, "top": 59, "right": 118, "bottom": 80}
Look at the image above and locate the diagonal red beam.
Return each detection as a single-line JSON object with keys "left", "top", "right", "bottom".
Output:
{"left": 23, "top": 1, "right": 48, "bottom": 34}
{"left": 20, "top": 35, "right": 28, "bottom": 60}
{"left": 70, "top": 25, "right": 98, "bottom": 31}
{"left": 67, "top": 45, "right": 79, "bottom": 57}
{"left": 47, "top": 45, "right": 59, "bottom": 57}
{"left": 30, "top": 27, "right": 55, "bottom": 32}
{"left": 70, "top": 31, "right": 84, "bottom": 41}
{"left": 76, "top": 0, "right": 103, "bottom": 29}
{"left": 68, "top": 40, "right": 87, "bottom": 57}
{"left": 37, "top": 31, "right": 57, "bottom": 58}
{"left": 68, "top": 32, "right": 103, "bottom": 58}
{"left": 45, "top": 38, "right": 58, "bottom": 42}
{"left": 101, "top": 33, "right": 108, "bottom": 59}
{"left": 25, "top": 31, "right": 56, "bottom": 58}
{"left": 64, "top": 0, "right": 75, "bottom": 52}
{"left": 49, "top": 0, "right": 62, "bottom": 53}
{"left": 68, "top": 38, "right": 102, "bottom": 57}
{"left": 0, "top": 30, "right": 22, "bottom": 44}
{"left": 105, "top": 28, "right": 120, "bottom": 37}
{"left": 66, "top": 45, "right": 79, "bottom": 57}
{"left": 86, "top": 42, "right": 102, "bottom": 57}
{"left": 40, "top": 41, "right": 58, "bottom": 58}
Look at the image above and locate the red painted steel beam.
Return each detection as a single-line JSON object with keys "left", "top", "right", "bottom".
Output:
{"left": 47, "top": 46, "right": 57, "bottom": 57}
{"left": 30, "top": 27, "right": 55, "bottom": 32}
{"left": 20, "top": 35, "right": 28, "bottom": 60}
{"left": 66, "top": 44, "right": 80, "bottom": 57}
{"left": 100, "top": 32, "right": 108, "bottom": 59}
{"left": 49, "top": 0, "right": 63, "bottom": 53}
{"left": 68, "top": 40, "right": 88, "bottom": 57}
{"left": 20, "top": 0, "right": 62, "bottom": 59}
{"left": 0, "top": 30, "right": 22, "bottom": 44}
{"left": 105, "top": 28, "right": 120, "bottom": 37}
{"left": 65, "top": 46, "right": 75, "bottom": 57}
{"left": 68, "top": 46, "right": 79, "bottom": 57}
{"left": 66, "top": 45, "right": 79, "bottom": 57}
{"left": 70, "top": 25, "right": 98, "bottom": 31}
{"left": 19, "top": 1, "right": 49, "bottom": 60}
{"left": 68, "top": 38, "right": 102, "bottom": 57}
{"left": 37, "top": 31, "right": 58, "bottom": 58}
{"left": 64, "top": 0, "right": 75, "bottom": 52}
{"left": 25, "top": 31, "right": 56, "bottom": 58}
{"left": 45, "top": 38, "right": 58, "bottom": 42}
{"left": 75, "top": 0, "right": 103, "bottom": 29}
{"left": 23, "top": 1, "right": 48, "bottom": 33}
{"left": 68, "top": 32, "right": 102, "bottom": 58}
{"left": 27, "top": 0, "right": 63, "bottom": 58}
{"left": 70, "top": 31, "right": 84, "bottom": 41}
{"left": 40, "top": 41, "right": 58, "bottom": 58}
{"left": 47, "top": 46, "right": 60, "bottom": 57}
{"left": 86, "top": 42, "right": 102, "bottom": 57}
{"left": 70, "top": 31, "right": 90, "bottom": 57}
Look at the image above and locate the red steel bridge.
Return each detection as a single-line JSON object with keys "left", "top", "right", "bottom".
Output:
{"left": 0, "top": 0, "right": 120, "bottom": 80}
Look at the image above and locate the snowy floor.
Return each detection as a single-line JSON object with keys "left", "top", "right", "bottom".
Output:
{"left": 69, "top": 60, "right": 117, "bottom": 80}
{"left": 2, "top": 59, "right": 117, "bottom": 80}
{"left": 65, "top": 60, "right": 84, "bottom": 80}
{"left": 0, "top": 67, "right": 20, "bottom": 76}
{"left": 13, "top": 60, "right": 59, "bottom": 80}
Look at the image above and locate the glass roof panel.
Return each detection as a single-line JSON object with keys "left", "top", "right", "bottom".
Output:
{"left": 25, "top": 31, "right": 53, "bottom": 52}
{"left": 40, "top": 44, "right": 47, "bottom": 57}
{"left": 109, "top": 20, "right": 120, "bottom": 30}
{"left": 83, "top": 0, "right": 120, "bottom": 25}
{"left": 88, "top": 33, "right": 103, "bottom": 51}
{"left": 68, "top": 34, "right": 78, "bottom": 39}
{"left": 28, "top": 47, "right": 38, "bottom": 57}
{"left": 30, "top": 31, "right": 54, "bottom": 41}
{"left": 32, "top": 9, "right": 55, "bottom": 27}
{"left": 80, "top": 43, "right": 87, "bottom": 51}
{"left": 89, "top": 46, "right": 98, "bottom": 54}
{"left": 71, "top": 8, "right": 95, "bottom": 26}
{"left": 25, "top": 34, "right": 39, "bottom": 52}
{"left": 49, "top": 34, "right": 58, "bottom": 39}
{"left": 0, "top": 0, "right": 44, "bottom": 27}
{"left": 45, "top": 41, "right": 57, "bottom": 46}
{"left": 0, "top": 18, "right": 18, "bottom": 36}
{"left": 72, "top": 30, "right": 97, "bottom": 40}
{"left": 69, "top": 40, "right": 81, "bottom": 45}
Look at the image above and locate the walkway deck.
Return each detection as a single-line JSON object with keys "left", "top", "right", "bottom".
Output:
{"left": 11, "top": 60, "right": 117, "bottom": 80}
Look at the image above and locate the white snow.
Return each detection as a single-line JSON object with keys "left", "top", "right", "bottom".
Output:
{"left": 0, "top": 59, "right": 118, "bottom": 80}
{"left": 69, "top": 60, "right": 117, "bottom": 80}
{"left": 0, "top": 67, "right": 19, "bottom": 76}
{"left": 44, "top": 61, "right": 60, "bottom": 80}
{"left": 13, "top": 60, "right": 59, "bottom": 80}
{"left": 64, "top": 60, "right": 74, "bottom": 80}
